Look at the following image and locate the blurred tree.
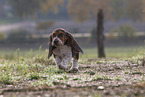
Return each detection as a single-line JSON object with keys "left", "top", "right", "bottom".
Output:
{"left": 40, "top": 0, "right": 64, "bottom": 14}
{"left": 67, "top": 0, "right": 94, "bottom": 23}
{"left": 141, "top": 0, "right": 145, "bottom": 21}
{"left": 127, "top": 0, "right": 145, "bottom": 21}
{"left": 117, "top": 25, "right": 137, "bottom": 40}
{"left": 6, "top": 0, "right": 145, "bottom": 21}
{"left": 0, "top": 0, "right": 6, "bottom": 18}
{"left": 67, "top": 0, "right": 112, "bottom": 23}
{"left": 67, "top": 0, "right": 145, "bottom": 22}
{"left": 110, "top": 0, "right": 127, "bottom": 21}
{"left": 7, "top": 0, "right": 41, "bottom": 18}
{"left": 7, "top": 0, "right": 64, "bottom": 18}
{"left": 94, "top": 0, "right": 112, "bottom": 20}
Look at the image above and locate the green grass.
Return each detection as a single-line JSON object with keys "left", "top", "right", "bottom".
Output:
{"left": 0, "top": 46, "right": 144, "bottom": 59}
{"left": 80, "top": 46, "right": 145, "bottom": 59}
{"left": 0, "top": 46, "right": 144, "bottom": 88}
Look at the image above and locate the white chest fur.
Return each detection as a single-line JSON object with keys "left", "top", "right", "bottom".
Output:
{"left": 53, "top": 45, "right": 72, "bottom": 57}
{"left": 53, "top": 45, "right": 78, "bottom": 70}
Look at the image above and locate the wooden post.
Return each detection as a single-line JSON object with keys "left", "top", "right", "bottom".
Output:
{"left": 96, "top": 9, "right": 105, "bottom": 58}
{"left": 143, "top": 53, "right": 145, "bottom": 66}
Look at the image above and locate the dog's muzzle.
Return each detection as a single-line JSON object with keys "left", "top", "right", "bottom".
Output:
{"left": 52, "top": 37, "right": 63, "bottom": 46}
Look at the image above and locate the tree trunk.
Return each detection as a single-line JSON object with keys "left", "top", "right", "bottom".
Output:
{"left": 143, "top": 53, "right": 145, "bottom": 66}
{"left": 96, "top": 9, "right": 105, "bottom": 58}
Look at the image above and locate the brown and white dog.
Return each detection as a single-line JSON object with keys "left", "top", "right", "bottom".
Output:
{"left": 48, "top": 28, "right": 83, "bottom": 72}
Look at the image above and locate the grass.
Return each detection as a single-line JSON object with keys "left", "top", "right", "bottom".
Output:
{"left": 80, "top": 46, "right": 144, "bottom": 59}
{"left": 0, "top": 46, "right": 144, "bottom": 59}
{"left": 0, "top": 46, "right": 144, "bottom": 89}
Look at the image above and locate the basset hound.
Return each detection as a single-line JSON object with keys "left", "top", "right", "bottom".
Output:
{"left": 48, "top": 28, "right": 83, "bottom": 72}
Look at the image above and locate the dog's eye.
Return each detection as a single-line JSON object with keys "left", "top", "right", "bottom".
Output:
{"left": 53, "top": 34, "right": 56, "bottom": 37}
{"left": 59, "top": 33, "right": 63, "bottom": 37}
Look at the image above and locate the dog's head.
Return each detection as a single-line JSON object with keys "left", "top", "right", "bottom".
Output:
{"left": 51, "top": 28, "right": 67, "bottom": 46}
{"left": 48, "top": 28, "right": 83, "bottom": 59}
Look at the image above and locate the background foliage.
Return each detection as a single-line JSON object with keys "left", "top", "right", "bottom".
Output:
{"left": 3, "top": 0, "right": 145, "bottom": 22}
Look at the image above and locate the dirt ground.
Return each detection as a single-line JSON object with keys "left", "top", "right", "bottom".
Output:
{"left": 1, "top": 84, "right": 145, "bottom": 97}
{"left": 0, "top": 58, "right": 145, "bottom": 97}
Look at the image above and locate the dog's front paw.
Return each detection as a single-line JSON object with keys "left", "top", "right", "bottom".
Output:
{"left": 58, "top": 65, "right": 67, "bottom": 71}
{"left": 67, "top": 68, "right": 79, "bottom": 73}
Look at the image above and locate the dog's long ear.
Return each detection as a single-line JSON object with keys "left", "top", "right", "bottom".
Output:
{"left": 48, "top": 34, "right": 56, "bottom": 59}
{"left": 65, "top": 32, "right": 83, "bottom": 54}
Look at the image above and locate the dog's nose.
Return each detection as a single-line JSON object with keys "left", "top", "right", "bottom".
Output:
{"left": 54, "top": 39, "right": 58, "bottom": 44}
